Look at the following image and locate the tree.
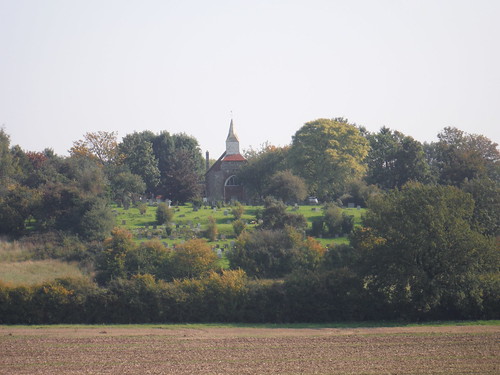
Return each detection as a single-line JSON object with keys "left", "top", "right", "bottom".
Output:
{"left": 265, "top": 170, "right": 307, "bottom": 203}
{"left": 353, "top": 182, "right": 499, "bottom": 319}
{"left": 151, "top": 131, "right": 175, "bottom": 178}
{"left": 0, "top": 184, "right": 39, "bottom": 236}
{"left": 427, "top": 127, "right": 500, "bottom": 185}
{"left": 365, "top": 127, "right": 431, "bottom": 189}
{"left": 156, "top": 202, "right": 174, "bottom": 225}
{"left": 289, "top": 118, "right": 369, "bottom": 200}
{"left": 171, "top": 133, "right": 205, "bottom": 175}
{"left": 34, "top": 182, "right": 113, "bottom": 240}
{"left": 237, "top": 144, "right": 289, "bottom": 201}
{"left": 461, "top": 177, "right": 500, "bottom": 237}
{"left": 260, "top": 197, "right": 307, "bottom": 231}
{"left": 0, "top": 128, "right": 15, "bottom": 183}
{"left": 159, "top": 148, "right": 202, "bottom": 203}
{"left": 227, "top": 227, "right": 325, "bottom": 278}
{"left": 96, "top": 228, "right": 137, "bottom": 284}
{"left": 170, "top": 239, "right": 219, "bottom": 279}
{"left": 108, "top": 168, "right": 146, "bottom": 207}
{"left": 125, "top": 240, "right": 172, "bottom": 279}
{"left": 78, "top": 199, "right": 115, "bottom": 241}
{"left": 151, "top": 132, "right": 204, "bottom": 203}
{"left": 70, "top": 131, "right": 121, "bottom": 166}
{"left": 120, "top": 132, "right": 160, "bottom": 193}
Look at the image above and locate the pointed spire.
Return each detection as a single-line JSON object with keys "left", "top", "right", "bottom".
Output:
{"left": 226, "top": 119, "right": 239, "bottom": 143}
{"left": 225, "top": 119, "right": 240, "bottom": 155}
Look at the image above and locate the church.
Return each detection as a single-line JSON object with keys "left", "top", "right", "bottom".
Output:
{"left": 205, "top": 120, "right": 247, "bottom": 203}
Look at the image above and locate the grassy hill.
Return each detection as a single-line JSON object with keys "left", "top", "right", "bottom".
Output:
{"left": 113, "top": 202, "right": 365, "bottom": 248}
{"left": 0, "top": 203, "right": 365, "bottom": 285}
{"left": 0, "top": 259, "right": 87, "bottom": 285}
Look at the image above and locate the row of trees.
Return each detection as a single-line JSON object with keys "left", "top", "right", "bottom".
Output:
{"left": 0, "top": 118, "right": 498, "bottom": 323}
{"left": 1, "top": 180, "right": 496, "bottom": 323}
{"left": 2, "top": 118, "right": 498, "bottom": 220}
{"left": 239, "top": 120, "right": 499, "bottom": 205}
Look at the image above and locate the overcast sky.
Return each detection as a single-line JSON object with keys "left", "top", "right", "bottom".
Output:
{"left": 1, "top": 0, "right": 499, "bottom": 157}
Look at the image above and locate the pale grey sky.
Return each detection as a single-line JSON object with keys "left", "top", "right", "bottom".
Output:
{"left": 1, "top": 0, "right": 499, "bottom": 157}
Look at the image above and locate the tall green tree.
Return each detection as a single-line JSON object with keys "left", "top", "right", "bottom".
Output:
{"left": 96, "top": 228, "right": 137, "bottom": 284}
{"left": 159, "top": 148, "right": 202, "bottom": 203}
{"left": 120, "top": 132, "right": 160, "bottom": 193}
{"left": 108, "top": 168, "right": 146, "bottom": 207}
{"left": 354, "top": 182, "right": 499, "bottom": 319}
{"left": 289, "top": 118, "right": 369, "bottom": 200}
{"left": 427, "top": 127, "right": 499, "bottom": 185}
{"left": 171, "top": 133, "right": 205, "bottom": 175}
{"left": 35, "top": 182, "right": 113, "bottom": 241}
{"left": 365, "top": 127, "right": 431, "bottom": 189}
{"left": 461, "top": 177, "right": 500, "bottom": 237}
{"left": 237, "top": 144, "right": 289, "bottom": 202}
{"left": 0, "top": 129, "right": 15, "bottom": 183}
{"left": 265, "top": 170, "right": 307, "bottom": 204}
{"left": 0, "top": 184, "right": 39, "bottom": 236}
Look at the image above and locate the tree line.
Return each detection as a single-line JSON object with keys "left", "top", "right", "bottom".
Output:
{"left": 0, "top": 118, "right": 498, "bottom": 323}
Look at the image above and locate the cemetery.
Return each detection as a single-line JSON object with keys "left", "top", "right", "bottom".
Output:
{"left": 112, "top": 200, "right": 363, "bottom": 251}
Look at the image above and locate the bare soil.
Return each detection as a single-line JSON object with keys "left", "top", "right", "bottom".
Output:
{"left": 1, "top": 325, "right": 498, "bottom": 374}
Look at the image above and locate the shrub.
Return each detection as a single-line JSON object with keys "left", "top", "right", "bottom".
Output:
{"left": 156, "top": 202, "right": 174, "bottom": 225}
{"left": 231, "top": 202, "right": 245, "bottom": 220}
{"left": 260, "top": 197, "right": 307, "bottom": 231}
{"left": 227, "top": 228, "right": 324, "bottom": 278}
{"left": 205, "top": 216, "right": 218, "bottom": 241}
{"left": 232, "top": 219, "right": 246, "bottom": 237}
{"left": 170, "top": 239, "right": 219, "bottom": 279}
{"left": 138, "top": 203, "right": 147, "bottom": 215}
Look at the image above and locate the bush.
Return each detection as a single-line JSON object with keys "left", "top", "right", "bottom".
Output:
{"left": 323, "top": 203, "right": 342, "bottom": 236}
{"left": 227, "top": 228, "right": 325, "bottom": 278}
{"left": 231, "top": 202, "right": 245, "bottom": 220}
{"left": 205, "top": 216, "right": 218, "bottom": 241}
{"left": 156, "top": 203, "right": 174, "bottom": 225}
{"left": 138, "top": 203, "right": 147, "bottom": 215}
{"left": 170, "top": 239, "right": 219, "bottom": 279}
{"left": 260, "top": 197, "right": 307, "bottom": 231}
{"left": 232, "top": 219, "right": 246, "bottom": 237}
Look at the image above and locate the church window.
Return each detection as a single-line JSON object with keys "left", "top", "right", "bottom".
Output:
{"left": 225, "top": 175, "right": 240, "bottom": 186}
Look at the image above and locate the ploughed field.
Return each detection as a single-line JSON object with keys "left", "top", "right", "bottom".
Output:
{"left": 1, "top": 325, "right": 498, "bottom": 374}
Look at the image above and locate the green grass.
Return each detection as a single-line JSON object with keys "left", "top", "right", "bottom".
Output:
{"left": 0, "top": 259, "right": 88, "bottom": 285}
{"left": 0, "top": 240, "right": 35, "bottom": 262}
{"left": 113, "top": 203, "right": 366, "bottom": 248}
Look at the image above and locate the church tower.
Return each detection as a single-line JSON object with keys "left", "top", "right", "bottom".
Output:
{"left": 205, "top": 119, "right": 247, "bottom": 203}
{"left": 225, "top": 119, "right": 240, "bottom": 155}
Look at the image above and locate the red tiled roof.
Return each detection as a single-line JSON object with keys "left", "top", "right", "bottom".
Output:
{"left": 222, "top": 153, "right": 246, "bottom": 162}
